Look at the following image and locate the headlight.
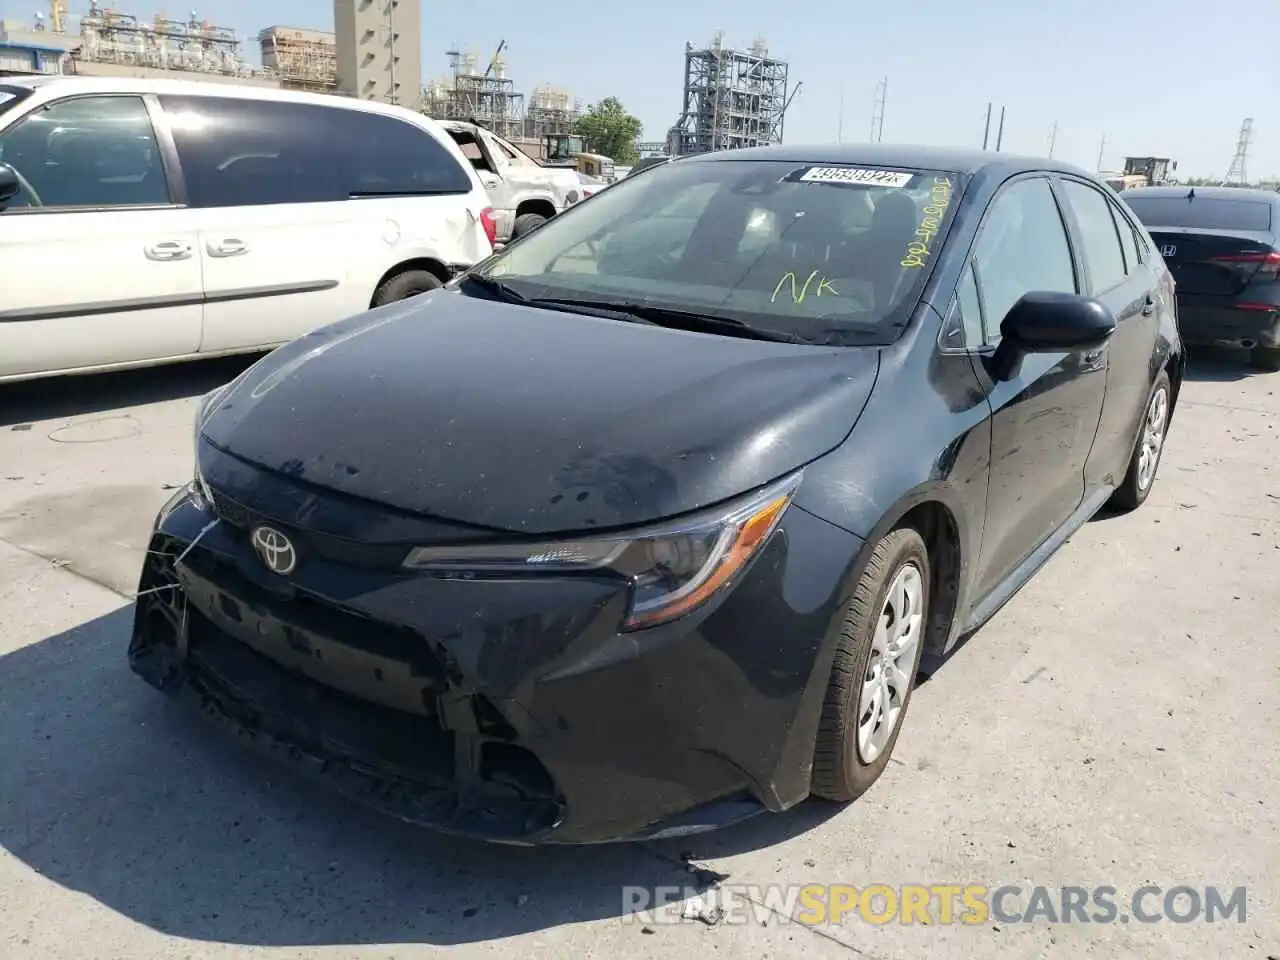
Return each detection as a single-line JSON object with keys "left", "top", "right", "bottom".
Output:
{"left": 402, "top": 472, "right": 801, "bottom": 631}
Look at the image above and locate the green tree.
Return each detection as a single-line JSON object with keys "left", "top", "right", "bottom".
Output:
{"left": 574, "top": 97, "right": 643, "bottom": 165}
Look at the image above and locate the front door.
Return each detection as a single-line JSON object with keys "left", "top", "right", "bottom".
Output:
{"left": 0, "top": 93, "right": 201, "bottom": 379}
{"left": 965, "top": 175, "right": 1108, "bottom": 603}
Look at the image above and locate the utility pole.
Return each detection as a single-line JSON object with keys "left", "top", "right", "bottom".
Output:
{"left": 869, "top": 77, "right": 887, "bottom": 143}
{"left": 837, "top": 85, "right": 844, "bottom": 143}
{"left": 386, "top": 0, "right": 398, "bottom": 104}
{"left": 995, "top": 106, "right": 1006, "bottom": 151}
{"left": 982, "top": 102, "right": 992, "bottom": 150}
{"left": 1096, "top": 134, "right": 1107, "bottom": 172}
{"left": 1048, "top": 120, "right": 1058, "bottom": 158}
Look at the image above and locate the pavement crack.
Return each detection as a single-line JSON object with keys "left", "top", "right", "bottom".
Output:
{"left": 0, "top": 535, "right": 131, "bottom": 600}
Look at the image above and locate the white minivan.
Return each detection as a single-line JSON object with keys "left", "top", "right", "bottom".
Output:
{"left": 0, "top": 77, "right": 498, "bottom": 383}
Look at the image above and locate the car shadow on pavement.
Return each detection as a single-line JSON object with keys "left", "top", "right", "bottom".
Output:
{"left": 0, "top": 355, "right": 265, "bottom": 429}
{"left": 1182, "top": 347, "right": 1264, "bottom": 383}
{"left": 0, "top": 604, "right": 845, "bottom": 948}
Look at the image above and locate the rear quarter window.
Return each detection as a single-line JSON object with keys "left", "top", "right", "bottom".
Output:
{"left": 1123, "top": 195, "right": 1273, "bottom": 232}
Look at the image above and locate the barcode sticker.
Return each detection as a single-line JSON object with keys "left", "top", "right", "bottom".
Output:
{"left": 798, "top": 166, "right": 915, "bottom": 188}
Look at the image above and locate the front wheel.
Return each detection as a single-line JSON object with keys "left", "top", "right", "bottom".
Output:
{"left": 1108, "top": 370, "right": 1171, "bottom": 512}
{"left": 811, "top": 527, "right": 930, "bottom": 803}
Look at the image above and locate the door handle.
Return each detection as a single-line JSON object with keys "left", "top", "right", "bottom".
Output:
{"left": 1141, "top": 295, "right": 1156, "bottom": 317}
{"left": 144, "top": 241, "right": 193, "bottom": 261}
{"left": 207, "top": 238, "right": 248, "bottom": 258}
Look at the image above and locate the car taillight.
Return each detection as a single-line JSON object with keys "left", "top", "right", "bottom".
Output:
{"left": 1209, "top": 251, "right": 1280, "bottom": 282}
{"left": 479, "top": 207, "right": 498, "bottom": 248}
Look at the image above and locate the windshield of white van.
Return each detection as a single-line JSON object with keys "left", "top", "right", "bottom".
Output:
{"left": 472, "top": 159, "right": 965, "bottom": 346}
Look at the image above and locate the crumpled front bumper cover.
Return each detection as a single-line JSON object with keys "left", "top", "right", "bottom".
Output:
{"left": 127, "top": 487, "right": 861, "bottom": 844}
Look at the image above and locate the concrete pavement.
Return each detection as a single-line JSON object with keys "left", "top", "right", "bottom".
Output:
{"left": 1, "top": 352, "right": 1276, "bottom": 959}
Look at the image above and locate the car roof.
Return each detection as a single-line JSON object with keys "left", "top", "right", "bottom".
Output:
{"left": 1122, "top": 185, "right": 1279, "bottom": 203}
{"left": 681, "top": 142, "right": 1092, "bottom": 179}
{"left": 1, "top": 75, "right": 436, "bottom": 125}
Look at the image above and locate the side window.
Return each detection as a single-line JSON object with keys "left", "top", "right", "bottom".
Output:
{"left": 159, "top": 96, "right": 472, "bottom": 208}
{"left": 1111, "top": 200, "right": 1142, "bottom": 275}
{"left": 1061, "top": 180, "right": 1127, "bottom": 292}
{"left": 0, "top": 95, "right": 168, "bottom": 209}
{"left": 340, "top": 112, "right": 474, "bottom": 196}
{"left": 942, "top": 262, "right": 983, "bottom": 349}
{"left": 160, "top": 96, "right": 345, "bottom": 207}
{"left": 971, "top": 177, "right": 1076, "bottom": 344}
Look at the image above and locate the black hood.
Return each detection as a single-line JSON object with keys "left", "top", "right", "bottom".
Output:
{"left": 200, "top": 290, "right": 881, "bottom": 535}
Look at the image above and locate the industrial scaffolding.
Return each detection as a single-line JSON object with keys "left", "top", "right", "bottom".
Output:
{"left": 668, "top": 32, "right": 789, "bottom": 156}
{"left": 420, "top": 48, "right": 524, "bottom": 140}
{"left": 258, "top": 25, "right": 335, "bottom": 91}
{"left": 74, "top": 1, "right": 259, "bottom": 76}
{"left": 524, "top": 85, "right": 580, "bottom": 139}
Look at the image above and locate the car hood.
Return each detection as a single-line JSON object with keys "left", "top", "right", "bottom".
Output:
{"left": 200, "top": 291, "right": 881, "bottom": 535}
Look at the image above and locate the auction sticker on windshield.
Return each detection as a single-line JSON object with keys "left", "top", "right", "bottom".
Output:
{"left": 797, "top": 167, "right": 915, "bottom": 188}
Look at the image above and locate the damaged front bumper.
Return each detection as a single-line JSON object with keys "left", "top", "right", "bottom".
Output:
{"left": 128, "top": 479, "right": 862, "bottom": 844}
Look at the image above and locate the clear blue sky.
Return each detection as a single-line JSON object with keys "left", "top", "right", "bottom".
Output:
{"left": 6, "top": 0, "right": 1276, "bottom": 179}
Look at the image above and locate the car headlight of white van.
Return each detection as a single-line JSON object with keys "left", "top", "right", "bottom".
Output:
{"left": 402, "top": 472, "right": 801, "bottom": 631}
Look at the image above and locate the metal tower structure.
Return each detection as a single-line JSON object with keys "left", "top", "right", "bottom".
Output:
{"left": 869, "top": 76, "right": 886, "bottom": 143}
{"left": 1222, "top": 118, "right": 1253, "bottom": 186}
{"left": 668, "top": 33, "right": 789, "bottom": 156}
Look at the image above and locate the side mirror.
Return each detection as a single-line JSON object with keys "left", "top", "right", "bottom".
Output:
{"left": 0, "top": 162, "right": 20, "bottom": 210}
{"left": 987, "top": 291, "right": 1116, "bottom": 381}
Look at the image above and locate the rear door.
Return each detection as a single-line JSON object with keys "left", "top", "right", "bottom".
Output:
{"left": 1057, "top": 177, "right": 1160, "bottom": 489}
{"left": 0, "top": 93, "right": 202, "bottom": 379}
{"left": 155, "top": 94, "right": 357, "bottom": 355}
{"left": 963, "top": 175, "right": 1108, "bottom": 603}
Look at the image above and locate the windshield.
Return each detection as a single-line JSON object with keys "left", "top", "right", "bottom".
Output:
{"left": 1123, "top": 195, "right": 1273, "bottom": 232}
{"left": 474, "top": 158, "right": 965, "bottom": 346}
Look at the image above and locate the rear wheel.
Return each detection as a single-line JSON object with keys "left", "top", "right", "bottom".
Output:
{"left": 371, "top": 269, "right": 442, "bottom": 307}
{"left": 512, "top": 212, "right": 548, "bottom": 238}
{"left": 1109, "top": 371, "right": 1171, "bottom": 512}
{"left": 1250, "top": 344, "right": 1280, "bottom": 372}
{"left": 812, "top": 527, "right": 930, "bottom": 803}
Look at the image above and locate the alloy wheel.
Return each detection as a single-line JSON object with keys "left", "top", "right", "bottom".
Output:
{"left": 857, "top": 562, "right": 924, "bottom": 765}
{"left": 1137, "top": 386, "right": 1169, "bottom": 492}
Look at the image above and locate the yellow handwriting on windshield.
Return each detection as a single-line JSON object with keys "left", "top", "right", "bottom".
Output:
{"left": 772, "top": 270, "right": 840, "bottom": 304}
{"left": 901, "top": 175, "right": 955, "bottom": 268}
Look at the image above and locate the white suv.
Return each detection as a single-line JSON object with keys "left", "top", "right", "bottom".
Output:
{"left": 0, "top": 77, "right": 497, "bottom": 383}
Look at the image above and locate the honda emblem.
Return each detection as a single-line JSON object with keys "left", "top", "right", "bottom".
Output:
{"left": 1159, "top": 244, "right": 1177, "bottom": 257}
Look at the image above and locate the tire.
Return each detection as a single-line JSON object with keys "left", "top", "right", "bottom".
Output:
{"left": 512, "top": 212, "right": 548, "bottom": 238}
{"left": 371, "top": 269, "right": 442, "bottom": 307}
{"left": 812, "top": 527, "right": 930, "bottom": 803}
{"left": 1250, "top": 344, "right": 1280, "bottom": 372}
{"left": 1108, "top": 370, "right": 1172, "bottom": 512}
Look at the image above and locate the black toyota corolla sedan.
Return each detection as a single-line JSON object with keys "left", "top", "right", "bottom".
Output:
{"left": 130, "top": 144, "right": 1183, "bottom": 845}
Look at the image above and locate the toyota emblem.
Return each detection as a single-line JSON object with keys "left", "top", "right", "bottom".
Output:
{"left": 251, "top": 525, "right": 298, "bottom": 575}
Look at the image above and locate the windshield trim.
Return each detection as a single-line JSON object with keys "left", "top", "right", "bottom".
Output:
{"left": 471, "top": 158, "right": 968, "bottom": 348}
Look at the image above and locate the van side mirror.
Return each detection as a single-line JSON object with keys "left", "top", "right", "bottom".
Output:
{"left": 0, "top": 162, "right": 20, "bottom": 211}
{"left": 987, "top": 291, "right": 1116, "bottom": 381}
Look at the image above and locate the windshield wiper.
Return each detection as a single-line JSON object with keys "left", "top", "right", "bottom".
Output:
{"left": 528, "top": 298, "right": 806, "bottom": 344}
{"left": 461, "top": 273, "right": 528, "bottom": 301}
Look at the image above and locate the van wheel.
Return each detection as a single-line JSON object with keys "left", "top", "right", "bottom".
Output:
{"left": 812, "top": 527, "right": 929, "bottom": 803}
{"left": 1250, "top": 344, "right": 1280, "bottom": 372}
{"left": 1108, "top": 371, "right": 1171, "bottom": 512}
{"left": 372, "top": 269, "right": 442, "bottom": 307}
{"left": 512, "top": 213, "right": 548, "bottom": 238}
